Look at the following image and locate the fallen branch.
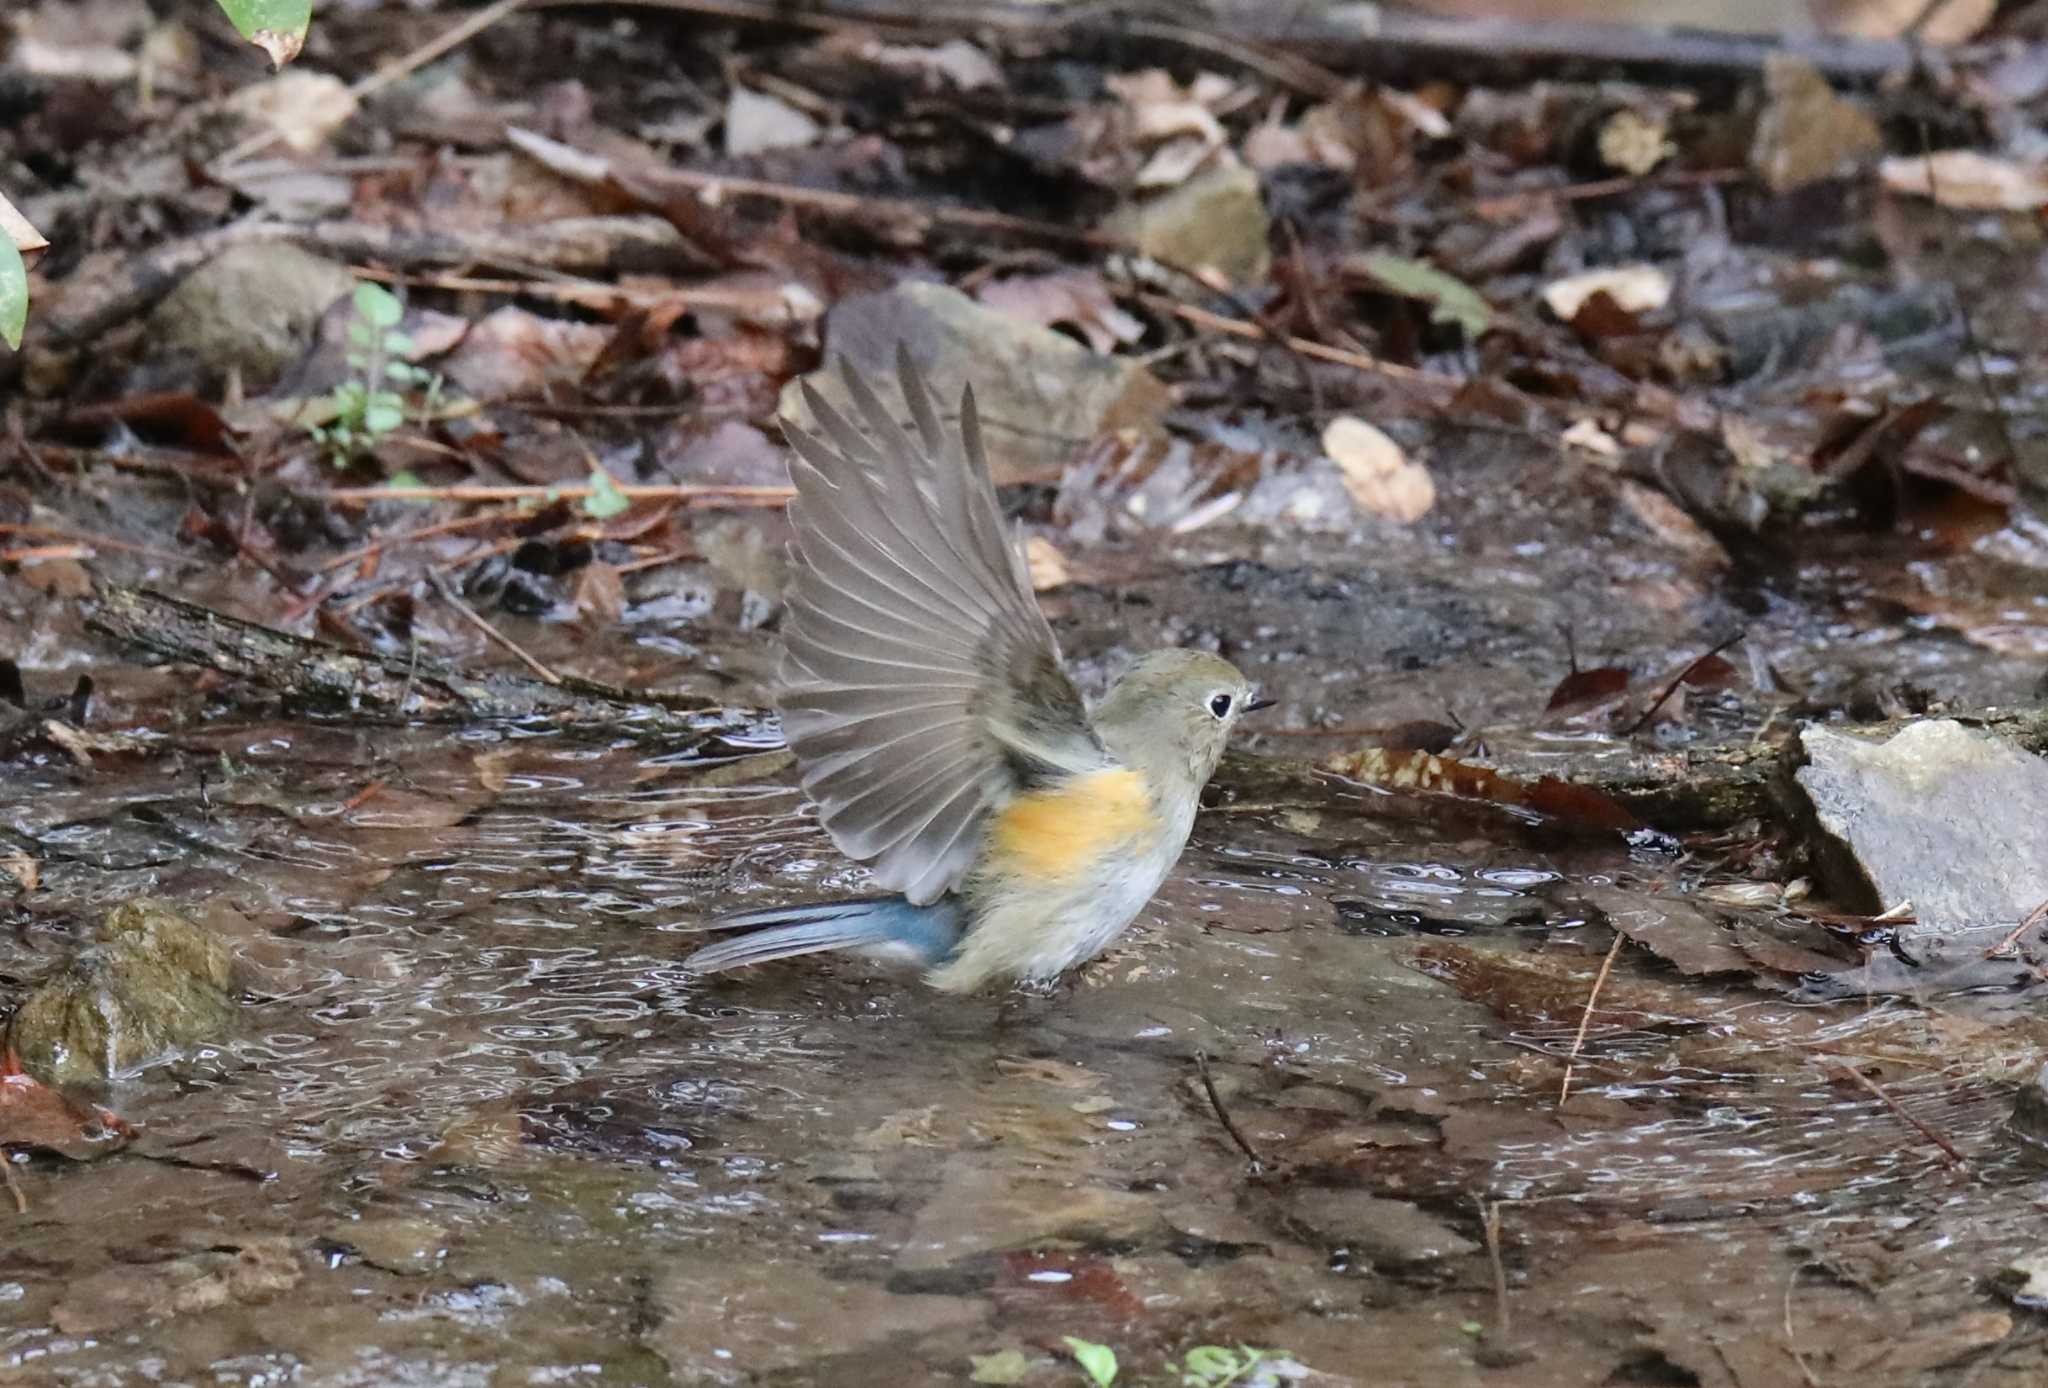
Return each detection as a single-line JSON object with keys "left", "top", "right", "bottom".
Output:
{"left": 537, "top": 0, "right": 1932, "bottom": 84}
{"left": 84, "top": 582, "right": 745, "bottom": 733}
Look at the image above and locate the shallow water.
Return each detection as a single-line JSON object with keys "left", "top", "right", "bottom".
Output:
{"left": 5, "top": 691, "right": 2046, "bottom": 1387}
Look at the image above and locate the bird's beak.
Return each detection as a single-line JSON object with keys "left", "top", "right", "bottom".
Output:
{"left": 1244, "top": 696, "right": 1277, "bottom": 713}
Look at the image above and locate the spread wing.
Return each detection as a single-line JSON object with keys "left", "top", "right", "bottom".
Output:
{"left": 778, "top": 349, "right": 1104, "bottom": 905}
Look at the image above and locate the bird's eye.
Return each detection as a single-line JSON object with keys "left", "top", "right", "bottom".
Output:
{"left": 1207, "top": 692, "right": 1234, "bottom": 719}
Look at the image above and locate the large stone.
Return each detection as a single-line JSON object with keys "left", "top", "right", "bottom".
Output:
{"left": 1103, "top": 161, "right": 1271, "bottom": 286}
{"left": 1795, "top": 720, "right": 2048, "bottom": 936}
{"left": 1279, "top": 1188, "right": 1478, "bottom": 1267}
{"left": 781, "top": 281, "right": 1169, "bottom": 483}
{"left": 145, "top": 241, "right": 358, "bottom": 384}
{"left": 6, "top": 898, "right": 240, "bottom": 1090}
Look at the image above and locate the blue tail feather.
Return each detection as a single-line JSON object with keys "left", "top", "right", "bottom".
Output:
{"left": 683, "top": 895, "right": 963, "bottom": 975}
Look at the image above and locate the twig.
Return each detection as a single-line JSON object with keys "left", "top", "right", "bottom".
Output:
{"left": 1476, "top": 1194, "right": 1511, "bottom": 1338}
{"left": 1783, "top": 1263, "right": 1822, "bottom": 1388}
{"left": 0, "top": 522, "right": 203, "bottom": 568}
{"left": 1559, "top": 931, "right": 1625, "bottom": 1106}
{"left": 321, "top": 482, "right": 791, "bottom": 505}
{"left": 1622, "top": 630, "right": 1746, "bottom": 736}
{"left": 1825, "top": 1062, "right": 1967, "bottom": 1167}
{"left": 1193, "top": 1050, "right": 1264, "bottom": 1174}
{"left": 316, "top": 512, "right": 538, "bottom": 576}
{"left": 1132, "top": 293, "right": 1463, "bottom": 393}
{"left": 426, "top": 571, "right": 562, "bottom": 685}
{"left": 1987, "top": 895, "right": 2048, "bottom": 958}
{"left": 1915, "top": 119, "right": 2022, "bottom": 486}
{"left": 1, "top": 1155, "right": 26, "bottom": 1215}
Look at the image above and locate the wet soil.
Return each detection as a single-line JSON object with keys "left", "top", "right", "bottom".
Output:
{"left": 8, "top": 425, "right": 2048, "bottom": 1386}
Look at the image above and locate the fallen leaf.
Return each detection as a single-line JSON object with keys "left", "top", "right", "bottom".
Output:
{"left": 1353, "top": 253, "right": 1492, "bottom": 337}
{"left": 1598, "top": 109, "right": 1674, "bottom": 175}
{"left": 1879, "top": 150, "right": 2048, "bottom": 211}
{"left": 1024, "top": 535, "right": 1070, "bottom": 591}
{"left": 0, "top": 1053, "right": 134, "bottom": 1161}
{"left": 725, "top": 87, "right": 823, "bottom": 157}
{"left": 975, "top": 273, "right": 1144, "bottom": 353}
{"left": 1750, "top": 55, "right": 1882, "bottom": 193}
{"left": 227, "top": 70, "right": 357, "bottom": 154}
{"left": 1545, "top": 666, "right": 1630, "bottom": 716}
{"left": 1560, "top": 418, "right": 1621, "bottom": 458}
{"left": 1325, "top": 746, "right": 1638, "bottom": 832}
{"left": 859, "top": 37, "right": 999, "bottom": 90}
{"left": 1322, "top": 416, "right": 1434, "bottom": 523}
{"left": 1, "top": 192, "right": 50, "bottom": 254}
{"left": 1541, "top": 264, "right": 1672, "bottom": 320}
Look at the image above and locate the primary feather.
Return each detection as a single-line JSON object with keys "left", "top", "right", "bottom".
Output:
{"left": 777, "top": 350, "right": 1103, "bottom": 905}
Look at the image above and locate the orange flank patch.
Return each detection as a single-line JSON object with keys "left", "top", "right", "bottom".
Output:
{"left": 988, "top": 769, "right": 1159, "bottom": 883}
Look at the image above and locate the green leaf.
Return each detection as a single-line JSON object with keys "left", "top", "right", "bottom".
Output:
{"left": 386, "top": 470, "right": 424, "bottom": 490}
{"left": 382, "top": 329, "right": 414, "bottom": 355}
{"left": 968, "top": 1349, "right": 1032, "bottom": 1385}
{"left": 0, "top": 236, "right": 26, "bottom": 351}
{"left": 214, "top": 0, "right": 311, "bottom": 67}
{"left": 1063, "top": 1337, "right": 1117, "bottom": 1388}
{"left": 1358, "top": 252, "right": 1492, "bottom": 338}
{"left": 1180, "top": 1347, "right": 1241, "bottom": 1383}
{"left": 353, "top": 281, "right": 403, "bottom": 330}
{"left": 582, "top": 468, "right": 630, "bottom": 519}
{"left": 1460, "top": 1320, "right": 1486, "bottom": 1337}
{"left": 363, "top": 401, "right": 404, "bottom": 434}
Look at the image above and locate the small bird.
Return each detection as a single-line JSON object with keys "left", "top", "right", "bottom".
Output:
{"left": 682, "top": 351, "right": 1271, "bottom": 992}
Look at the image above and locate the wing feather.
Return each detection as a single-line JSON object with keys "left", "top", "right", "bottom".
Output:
{"left": 778, "top": 354, "right": 1102, "bottom": 904}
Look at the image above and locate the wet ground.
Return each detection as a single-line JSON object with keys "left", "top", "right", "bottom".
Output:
{"left": 19, "top": 2, "right": 2048, "bottom": 1378}
{"left": 9, "top": 415, "right": 2048, "bottom": 1387}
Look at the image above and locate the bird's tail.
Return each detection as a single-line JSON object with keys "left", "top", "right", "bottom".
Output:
{"left": 680, "top": 895, "right": 964, "bottom": 975}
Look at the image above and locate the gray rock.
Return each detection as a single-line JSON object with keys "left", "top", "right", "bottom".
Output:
{"left": 1795, "top": 720, "right": 2048, "bottom": 937}
{"left": 145, "top": 242, "right": 359, "bottom": 384}
{"left": 1281, "top": 1188, "right": 1478, "bottom": 1266}
{"left": 1103, "top": 162, "right": 1271, "bottom": 286}
{"left": 781, "top": 281, "right": 1169, "bottom": 482}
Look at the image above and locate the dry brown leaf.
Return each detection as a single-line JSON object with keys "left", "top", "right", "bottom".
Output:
{"left": 1023, "top": 535, "right": 1069, "bottom": 592}
{"left": 858, "top": 37, "right": 999, "bottom": 90}
{"left": 1617, "top": 481, "right": 1729, "bottom": 565}
{"left": 974, "top": 273, "right": 1144, "bottom": 353}
{"left": 1541, "top": 264, "right": 1671, "bottom": 320}
{"left": 227, "top": 71, "right": 358, "bottom": 155}
{"left": 1560, "top": 418, "right": 1621, "bottom": 459}
{"left": 0, "top": 194, "right": 49, "bottom": 254}
{"left": 725, "top": 87, "right": 823, "bottom": 158}
{"left": 1879, "top": 151, "right": 2048, "bottom": 211}
{"left": 1322, "top": 416, "right": 1434, "bottom": 523}
{"left": 1597, "top": 109, "right": 1674, "bottom": 176}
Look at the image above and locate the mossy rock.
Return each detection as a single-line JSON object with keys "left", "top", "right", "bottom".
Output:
{"left": 6, "top": 899, "right": 240, "bottom": 1091}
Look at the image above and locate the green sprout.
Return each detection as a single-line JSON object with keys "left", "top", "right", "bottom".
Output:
{"left": 309, "top": 282, "right": 446, "bottom": 468}
{"left": 1065, "top": 1338, "right": 1119, "bottom": 1388}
